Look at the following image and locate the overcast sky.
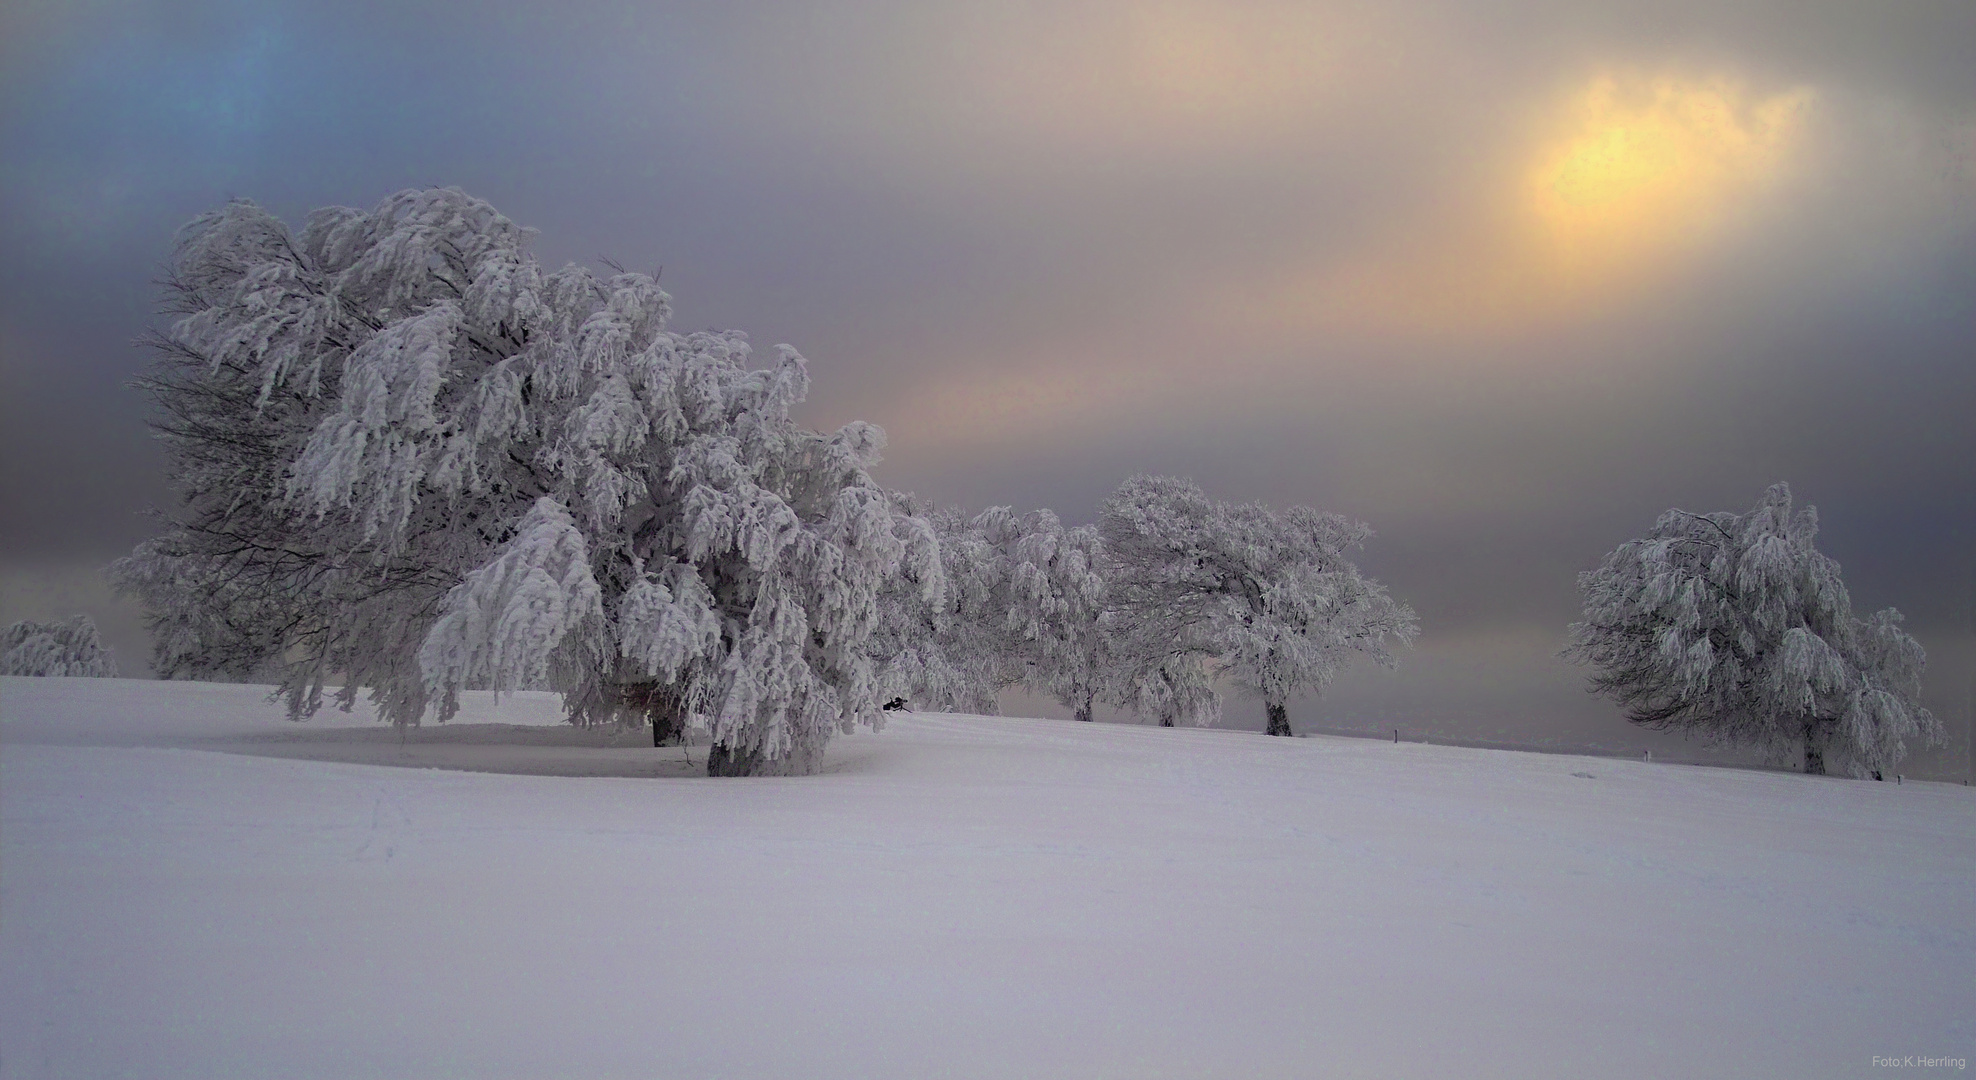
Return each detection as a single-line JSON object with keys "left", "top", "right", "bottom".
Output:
{"left": 3, "top": 0, "right": 1972, "bottom": 774}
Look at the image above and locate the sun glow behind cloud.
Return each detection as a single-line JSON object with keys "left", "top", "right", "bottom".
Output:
{"left": 1260, "top": 73, "right": 1815, "bottom": 337}
{"left": 1530, "top": 76, "right": 1811, "bottom": 276}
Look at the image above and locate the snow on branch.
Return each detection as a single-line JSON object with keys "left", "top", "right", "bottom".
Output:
{"left": 419, "top": 497, "right": 603, "bottom": 717}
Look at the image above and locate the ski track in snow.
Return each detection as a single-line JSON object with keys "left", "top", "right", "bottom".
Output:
{"left": 2, "top": 677, "right": 1971, "bottom": 1079}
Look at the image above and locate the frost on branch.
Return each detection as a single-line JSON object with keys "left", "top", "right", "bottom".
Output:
{"left": 1, "top": 616, "right": 118, "bottom": 678}
{"left": 1564, "top": 483, "right": 1941, "bottom": 777}
{"left": 616, "top": 560, "right": 722, "bottom": 686}
{"left": 120, "top": 188, "right": 937, "bottom": 772}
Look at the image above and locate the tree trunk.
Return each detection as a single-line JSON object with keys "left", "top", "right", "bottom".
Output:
{"left": 619, "top": 681, "right": 685, "bottom": 747}
{"left": 1803, "top": 722, "right": 1828, "bottom": 776}
{"left": 1074, "top": 701, "right": 1094, "bottom": 723}
{"left": 1159, "top": 713, "right": 1176, "bottom": 728}
{"left": 1265, "top": 701, "right": 1292, "bottom": 737}
{"left": 706, "top": 732, "right": 827, "bottom": 777}
{"left": 706, "top": 742, "right": 764, "bottom": 777}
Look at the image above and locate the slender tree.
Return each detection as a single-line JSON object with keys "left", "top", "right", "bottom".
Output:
{"left": 1566, "top": 483, "right": 1940, "bottom": 777}
{"left": 1099, "top": 475, "right": 1416, "bottom": 736}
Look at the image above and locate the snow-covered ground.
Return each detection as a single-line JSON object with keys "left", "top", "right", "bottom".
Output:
{"left": 2, "top": 678, "right": 1970, "bottom": 1079}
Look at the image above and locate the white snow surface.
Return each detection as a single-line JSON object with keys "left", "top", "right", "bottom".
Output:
{"left": 3, "top": 677, "right": 1970, "bottom": 1079}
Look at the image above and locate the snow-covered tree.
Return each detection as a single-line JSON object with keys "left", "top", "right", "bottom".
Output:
{"left": 1004, "top": 510, "right": 1121, "bottom": 722}
{"left": 1, "top": 616, "right": 118, "bottom": 678}
{"left": 1565, "top": 483, "right": 1941, "bottom": 777}
{"left": 870, "top": 501, "right": 1024, "bottom": 714}
{"left": 115, "top": 187, "right": 938, "bottom": 775}
{"left": 873, "top": 498, "right": 1224, "bottom": 727}
{"left": 1099, "top": 475, "right": 1417, "bottom": 736}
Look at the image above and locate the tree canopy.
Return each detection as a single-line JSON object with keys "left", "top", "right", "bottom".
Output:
{"left": 115, "top": 188, "right": 938, "bottom": 775}
{"left": 1565, "top": 483, "right": 1940, "bottom": 776}
{"left": 1099, "top": 475, "right": 1417, "bottom": 736}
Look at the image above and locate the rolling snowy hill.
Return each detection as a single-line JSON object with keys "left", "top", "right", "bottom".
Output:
{"left": 2, "top": 677, "right": 1970, "bottom": 1079}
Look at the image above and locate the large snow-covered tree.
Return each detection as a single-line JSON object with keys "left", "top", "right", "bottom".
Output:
{"left": 1565, "top": 483, "right": 1940, "bottom": 777}
{"left": 1, "top": 616, "right": 118, "bottom": 678}
{"left": 1099, "top": 476, "right": 1417, "bottom": 736}
{"left": 114, "top": 187, "right": 938, "bottom": 775}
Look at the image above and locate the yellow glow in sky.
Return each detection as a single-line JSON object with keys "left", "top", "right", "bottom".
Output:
{"left": 1529, "top": 75, "right": 1811, "bottom": 275}
{"left": 1245, "top": 73, "right": 1817, "bottom": 338}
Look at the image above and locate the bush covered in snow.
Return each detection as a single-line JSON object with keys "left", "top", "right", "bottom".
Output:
{"left": 1, "top": 616, "right": 118, "bottom": 678}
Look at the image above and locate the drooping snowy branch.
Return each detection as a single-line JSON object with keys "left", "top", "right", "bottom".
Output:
{"left": 868, "top": 500, "right": 1021, "bottom": 714}
{"left": 1114, "top": 647, "right": 1220, "bottom": 728}
{"left": 419, "top": 497, "right": 605, "bottom": 718}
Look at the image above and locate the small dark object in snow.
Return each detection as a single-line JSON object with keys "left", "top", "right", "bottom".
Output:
{"left": 882, "top": 697, "right": 910, "bottom": 712}
{"left": 1571, "top": 771, "right": 1596, "bottom": 779}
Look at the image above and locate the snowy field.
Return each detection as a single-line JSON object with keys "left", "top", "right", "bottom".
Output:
{"left": 2, "top": 677, "right": 1971, "bottom": 1079}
